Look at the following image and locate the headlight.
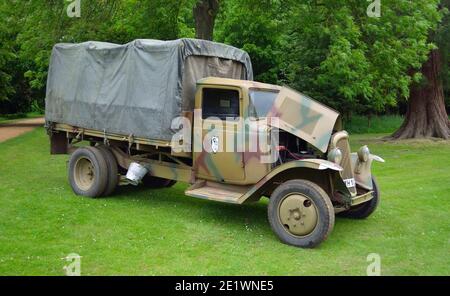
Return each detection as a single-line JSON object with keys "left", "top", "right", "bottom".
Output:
{"left": 328, "top": 148, "right": 343, "bottom": 165}
{"left": 358, "top": 145, "right": 370, "bottom": 162}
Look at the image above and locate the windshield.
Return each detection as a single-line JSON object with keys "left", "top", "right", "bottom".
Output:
{"left": 248, "top": 89, "right": 279, "bottom": 118}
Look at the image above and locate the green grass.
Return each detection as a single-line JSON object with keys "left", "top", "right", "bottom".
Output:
{"left": 344, "top": 115, "right": 404, "bottom": 134}
{"left": 0, "top": 112, "right": 44, "bottom": 124}
{"left": 0, "top": 128, "right": 449, "bottom": 275}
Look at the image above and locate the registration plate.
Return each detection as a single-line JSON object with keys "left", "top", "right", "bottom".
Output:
{"left": 344, "top": 178, "right": 356, "bottom": 188}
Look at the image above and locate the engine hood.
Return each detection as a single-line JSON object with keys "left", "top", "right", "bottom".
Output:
{"left": 266, "top": 87, "right": 340, "bottom": 153}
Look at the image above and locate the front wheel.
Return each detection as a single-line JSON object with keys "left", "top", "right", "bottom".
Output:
{"left": 268, "top": 179, "right": 335, "bottom": 248}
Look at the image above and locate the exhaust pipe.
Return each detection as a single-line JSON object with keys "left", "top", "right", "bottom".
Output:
{"left": 125, "top": 162, "right": 148, "bottom": 185}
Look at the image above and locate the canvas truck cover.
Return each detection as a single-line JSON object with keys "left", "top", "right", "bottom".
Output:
{"left": 45, "top": 38, "right": 253, "bottom": 141}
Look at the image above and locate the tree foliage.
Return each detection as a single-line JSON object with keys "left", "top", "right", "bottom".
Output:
{"left": 282, "top": 0, "right": 442, "bottom": 116}
{"left": 0, "top": 0, "right": 192, "bottom": 113}
{"left": 215, "top": 0, "right": 282, "bottom": 83}
{"left": 437, "top": 0, "right": 450, "bottom": 107}
{"left": 0, "top": 0, "right": 447, "bottom": 118}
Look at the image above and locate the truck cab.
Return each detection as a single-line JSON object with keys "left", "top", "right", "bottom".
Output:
{"left": 192, "top": 78, "right": 279, "bottom": 184}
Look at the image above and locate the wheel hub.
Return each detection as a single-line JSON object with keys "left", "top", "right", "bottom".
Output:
{"left": 74, "top": 157, "right": 95, "bottom": 191}
{"left": 279, "top": 194, "right": 318, "bottom": 236}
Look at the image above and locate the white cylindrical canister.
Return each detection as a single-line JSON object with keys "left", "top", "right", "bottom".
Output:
{"left": 125, "top": 162, "right": 148, "bottom": 185}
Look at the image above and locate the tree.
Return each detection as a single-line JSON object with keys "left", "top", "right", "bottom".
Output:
{"left": 214, "top": 0, "right": 282, "bottom": 83}
{"left": 1, "top": 0, "right": 448, "bottom": 122}
{"left": 0, "top": 0, "right": 186, "bottom": 114}
{"left": 193, "top": 0, "right": 220, "bottom": 40}
{"left": 392, "top": 1, "right": 450, "bottom": 139}
{"left": 281, "top": 0, "right": 442, "bottom": 121}
{"left": 0, "top": 0, "right": 30, "bottom": 113}
{"left": 0, "top": 17, "right": 15, "bottom": 103}
{"left": 392, "top": 50, "right": 449, "bottom": 139}
{"left": 118, "top": 0, "right": 184, "bottom": 42}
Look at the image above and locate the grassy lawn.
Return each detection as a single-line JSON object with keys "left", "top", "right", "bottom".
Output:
{"left": 343, "top": 114, "right": 450, "bottom": 135}
{"left": 0, "top": 128, "right": 449, "bottom": 275}
{"left": 343, "top": 115, "right": 404, "bottom": 134}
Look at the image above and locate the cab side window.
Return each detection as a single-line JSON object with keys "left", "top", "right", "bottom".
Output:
{"left": 202, "top": 88, "right": 240, "bottom": 120}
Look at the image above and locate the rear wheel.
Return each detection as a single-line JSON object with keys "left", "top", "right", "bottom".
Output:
{"left": 68, "top": 147, "right": 108, "bottom": 198}
{"left": 142, "top": 175, "right": 176, "bottom": 188}
{"left": 339, "top": 176, "right": 380, "bottom": 219}
{"left": 268, "top": 179, "right": 335, "bottom": 248}
{"left": 96, "top": 145, "right": 119, "bottom": 196}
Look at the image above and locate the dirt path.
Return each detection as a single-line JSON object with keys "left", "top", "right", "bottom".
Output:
{"left": 0, "top": 117, "right": 45, "bottom": 143}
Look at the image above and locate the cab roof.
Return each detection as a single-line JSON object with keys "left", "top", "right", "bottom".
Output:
{"left": 197, "top": 77, "right": 282, "bottom": 91}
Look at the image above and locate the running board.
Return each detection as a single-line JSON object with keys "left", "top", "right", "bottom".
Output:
{"left": 185, "top": 181, "right": 250, "bottom": 204}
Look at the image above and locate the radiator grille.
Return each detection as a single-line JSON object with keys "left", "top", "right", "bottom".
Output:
{"left": 334, "top": 135, "right": 357, "bottom": 195}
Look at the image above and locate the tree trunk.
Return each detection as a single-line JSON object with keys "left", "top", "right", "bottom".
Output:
{"left": 392, "top": 49, "right": 450, "bottom": 139}
{"left": 193, "top": 0, "right": 220, "bottom": 40}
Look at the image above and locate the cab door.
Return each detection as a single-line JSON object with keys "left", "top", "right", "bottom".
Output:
{"left": 193, "top": 86, "right": 245, "bottom": 183}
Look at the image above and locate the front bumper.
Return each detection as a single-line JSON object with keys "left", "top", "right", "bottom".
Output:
{"left": 351, "top": 190, "right": 374, "bottom": 206}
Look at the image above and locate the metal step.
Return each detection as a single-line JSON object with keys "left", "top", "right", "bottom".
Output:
{"left": 185, "top": 181, "right": 250, "bottom": 204}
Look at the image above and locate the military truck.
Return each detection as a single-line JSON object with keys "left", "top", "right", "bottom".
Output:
{"left": 46, "top": 38, "right": 383, "bottom": 248}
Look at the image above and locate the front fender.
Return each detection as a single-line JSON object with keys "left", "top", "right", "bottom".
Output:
{"left": 351, "top": 153, "right": 385, "bottom": 190}
{"left": 277, "top": 158, "right": 344, "bottom": 172}
{"left": 238, "top": 159, "right": 343, "bottom": 203}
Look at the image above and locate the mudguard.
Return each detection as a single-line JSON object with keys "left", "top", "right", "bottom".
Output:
{"left": 351, "top": 153, "right": 385, "bottom": 190}
{"left": 238, "top": 159, "right": 343, "bottom": 203}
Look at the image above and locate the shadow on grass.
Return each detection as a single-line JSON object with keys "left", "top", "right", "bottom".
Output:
{"left": 113, "top": 183, "right": 270, "bottom": 230}
{"left": 110, "top": 182, "right": 365, "bottom": 244}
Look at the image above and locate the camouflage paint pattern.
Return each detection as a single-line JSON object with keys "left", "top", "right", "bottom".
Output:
{"left": 238, "top": 158, "right": 343, "bottom": 201}
{"left": 187, "top": 77, "right": 381, "bottom": 205}
{"left": 185, "top": 158, "right": 345, "bottom": 204}
{"left": 192, "top": 84, "right": 247, "bottom": 183}
{"left": 143, "top": 160, "right": 192, "bottom": 183}
{"left": 267, "top": 87, "right": 340, "bottom": 153}
{"left": 192, "top": 78, "right": 341, "bottom": 184}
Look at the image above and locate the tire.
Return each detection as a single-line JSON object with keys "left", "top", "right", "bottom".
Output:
{"left": 268, "top": 179, "right": 335, "bottom": 248}
{"left": 142, "top": 175, "right": 176, "bottom": 188}
{"left": 68, "top": 147, "right": 108, "bottom": 198}
{"left": 165, "top": 180, "right": 177, "bottom": 187}
{"left": 96, "top": 145, "right": 119, "bottom": 196}
{"left": 339, "top": 176, "right": 380, "bottom": 219}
